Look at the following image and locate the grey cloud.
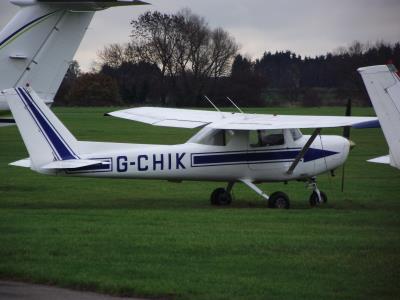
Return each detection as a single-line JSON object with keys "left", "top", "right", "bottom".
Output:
{"left": 1, "top": 0, "right": 399, "bottom": 70}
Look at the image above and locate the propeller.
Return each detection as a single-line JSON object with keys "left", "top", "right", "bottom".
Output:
{"left": 341, "top": 98, "right": 352, "bottom": 192}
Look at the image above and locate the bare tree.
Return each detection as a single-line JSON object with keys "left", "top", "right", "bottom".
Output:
{"left": 98, "top": 43, "right": 128, "bottom": 68}
{"left": 129, "top": 11, "right": 184, "bottom": 104}
{"left": 208, "top": 28, "right": 238, "bottom": 78}
{"left": 96, "top": 9, "right": 238, "bottom": 106}
{"left": 129, "top": 9, "right": 238, "bottom": 105}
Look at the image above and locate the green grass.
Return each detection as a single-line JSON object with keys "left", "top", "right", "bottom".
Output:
{"left": 0, "top": 106, "right": 399, "bottom": 300}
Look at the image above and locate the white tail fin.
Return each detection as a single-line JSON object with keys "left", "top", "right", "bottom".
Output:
{"left": 3, "top": 87, "right": 80, "bottom": 170}
{"left": 0, "top": 0, "right": 148, "bottom": 109}
{"left": 358, "top": 65, "right": 400, "bottom": 169}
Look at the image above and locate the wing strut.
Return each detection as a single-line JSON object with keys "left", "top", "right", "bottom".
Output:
{"left": 240, "top": 179, "right": 269, "bottom": 200}
{"left": 286, "top": 128, "right": 321, "bottom": 174}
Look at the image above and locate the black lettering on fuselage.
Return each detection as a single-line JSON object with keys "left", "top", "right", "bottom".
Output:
{"left": 138, "top": 155, "right": 149, "bottom": 171}
{"left": 153, "top": 154, "right": 164, "bottom": 171}
{"left": 117, "top": 156, "right": 128, "bottom": 172}
{"left": 176, "top": 153, "right": 186, "bottom": 169}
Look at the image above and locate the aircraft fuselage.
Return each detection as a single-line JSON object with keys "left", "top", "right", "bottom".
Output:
{"left": 42, "top": 132, "right": 349, "bottom": 183}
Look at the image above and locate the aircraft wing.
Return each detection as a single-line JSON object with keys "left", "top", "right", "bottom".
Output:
{"left": 106, "top": 107, "right": 234, "bottom": 129}
{"left": 37, "top": 0, "right": 150, "bottom": 6}
{"left": 207, "top": 115, "right": 379, "bottom": 130}
{"left": 107, "top": 107, "right": 378, "bottom": 130}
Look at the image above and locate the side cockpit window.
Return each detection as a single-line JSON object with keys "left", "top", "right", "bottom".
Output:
{"left": 250, "top": 129, "right": 285, "bottom": 147}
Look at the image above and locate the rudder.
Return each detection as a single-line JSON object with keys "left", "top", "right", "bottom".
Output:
{"left": 3, "top": 87, "right": 80, "bottom": 171}
{"left": 358, "top": 65, "right": 400, "bottom": 169}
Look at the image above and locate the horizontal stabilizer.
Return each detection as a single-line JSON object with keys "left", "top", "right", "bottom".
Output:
{"left": 8, "top": 158, "right": 106, "bottom": 170}
{"left": 368, "top": 155, "right": 390, "bottom": 165}
{"left": 42, "top": 159, "right": 106, "bottom": 170}
{"left": 0, "top": 117, "right": 16, "bottom": 127}
{"left": 10, "top": 158, "right": 31, "bottom": 168}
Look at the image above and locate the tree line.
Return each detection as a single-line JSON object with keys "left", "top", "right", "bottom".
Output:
{"left": 55, "top": 10, "right": 400, "bottom": 107}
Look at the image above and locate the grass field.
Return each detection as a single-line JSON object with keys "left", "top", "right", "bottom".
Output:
{"left": 0, "top": 106, "right": 399, "bottom": 300}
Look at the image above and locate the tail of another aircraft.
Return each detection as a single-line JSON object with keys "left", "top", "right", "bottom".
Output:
{"left": 358, "top": 64, "right": 400, "bottom": 169}
{"left": 0, "top": 0, "right": 148, "bottom": 109}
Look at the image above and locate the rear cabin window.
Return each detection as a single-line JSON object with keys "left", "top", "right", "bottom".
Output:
{"left": 197, "top": 129, "right": 234, "bottom": 146}
{"left": 250, "top": 129, "right": 285, "bottom": 147}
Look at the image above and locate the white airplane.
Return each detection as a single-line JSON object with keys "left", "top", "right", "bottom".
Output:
{"left": 358, "top": 65, "right": 400, "bottom": 170}
{"left": 0, "top": 0, "right": 148, "bottom": 126}
{"left": 2, "top": 87, "right": 378, "bottom": 208}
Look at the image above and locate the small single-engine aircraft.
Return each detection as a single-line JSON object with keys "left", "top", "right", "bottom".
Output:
{"left": 358, "top": 64, "right": 400, "bottom": 170}
{"left": 0, "top": 0, "right": 148, "bottom": 126}
{"left": 3, "top": 87, "right": 378, "bottom": 208}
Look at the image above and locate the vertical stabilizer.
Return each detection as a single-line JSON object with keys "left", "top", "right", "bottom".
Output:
{"left": 0, "top": 4, "right": 94, "bottom": 106}
{"left": 358, "top": 65, "right": 400, "bottom": 169}
{"left": 3, "top": 87, "right": 80, "bottom": 171}
{"left": 0, "top": 0, "right": 149, "bottom": 111}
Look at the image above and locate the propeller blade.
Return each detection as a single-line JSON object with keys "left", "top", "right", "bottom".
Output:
{"left": 341, "top": 165, "right": 345, "bottom": 192}
{"left": 342, "top": 98, "right": 352, "bottom": 139}
{"left": 341, "top": 98, "right": 352, "bottom": 192}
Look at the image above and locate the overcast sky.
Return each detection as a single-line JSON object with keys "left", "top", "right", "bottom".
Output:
{"left": 1, "top": 0, "right": 399, "bottom": 71}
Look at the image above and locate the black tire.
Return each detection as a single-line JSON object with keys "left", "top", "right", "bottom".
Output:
{"left": 309, "top": 191, "right": 327, "bottom": 207}
{"left": 268, "top": 191, "right": 290, "bottom": 209}
{"left": 210, "top": 188, "right": 232, "bottom": 206}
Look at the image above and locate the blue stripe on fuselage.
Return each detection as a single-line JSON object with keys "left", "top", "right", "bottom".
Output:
{"left": 191, "top": 148, "right": 338, "bottom": 167}
{"left": 16, "top": 88, "right": 78, "bottom": 160}
{"left": 65, "top": 158, "right": 112, "bottom": 174}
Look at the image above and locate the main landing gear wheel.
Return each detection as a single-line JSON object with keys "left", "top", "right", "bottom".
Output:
{"left": 268, "top": 191, "right": 290, "bottom": 209}
{"left": 210, "top": 188, "right": 232, "bottom": 206}
{"left": 309, "top": 191, "right": 327, "bottom": 207}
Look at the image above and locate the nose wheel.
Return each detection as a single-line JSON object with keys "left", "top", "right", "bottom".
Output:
{"left": 309, "top": 191, "right": 327, "bottom": 206}
{"left": 308, "top": 177, "right": 328, "bottom": 207}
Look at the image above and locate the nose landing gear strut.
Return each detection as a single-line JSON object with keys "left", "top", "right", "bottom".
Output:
{"left": 308, "top": 177, "right": 327, "bottom": 207}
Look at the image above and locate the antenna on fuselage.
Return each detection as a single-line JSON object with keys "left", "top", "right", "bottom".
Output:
{"left": 204, "top": 95, "right": 225, "bottom": 118}
{"left": 226, "top": 97, "right": 244, "bottom": 113}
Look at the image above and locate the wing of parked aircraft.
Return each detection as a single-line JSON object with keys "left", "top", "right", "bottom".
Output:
{"left": 37, "top": 0, "right": 149, "bottom": 5}
{"left": 106, "top": 107, "right": 235, "bottom": 128}
{"left": 107, "top": 107, "right": 378, "bottom": 130}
